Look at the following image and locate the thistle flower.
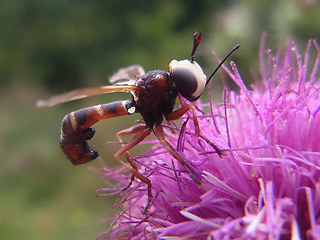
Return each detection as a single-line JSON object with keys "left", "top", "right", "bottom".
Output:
{"left": 97, "top": 38, "right": 320, "bottom": 239}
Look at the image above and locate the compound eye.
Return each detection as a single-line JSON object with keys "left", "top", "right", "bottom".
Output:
{"left": 169, "top": 60, "right": 207, "bottom": 101}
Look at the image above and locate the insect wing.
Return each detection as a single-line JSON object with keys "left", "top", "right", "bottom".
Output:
{"left": 36, "top": 85, "right": 136, "bottom": 107}
{"left": 109, "top": 65, "right": 145, "bottom": 85}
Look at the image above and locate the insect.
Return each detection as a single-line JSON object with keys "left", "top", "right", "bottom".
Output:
{"left": 37, "top": 32, "right": 239, "bottom": 213}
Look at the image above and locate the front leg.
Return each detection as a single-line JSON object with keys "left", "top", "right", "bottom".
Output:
{"left": 60, "top": 100, "right": 134, "bottom": 165}
{"left": 165, "top": 104, "right": 224, "bottom": 157}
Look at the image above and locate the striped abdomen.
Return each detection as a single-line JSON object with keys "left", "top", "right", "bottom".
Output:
{"left": 60, "top": 100, "right": 132, "bottom": 165}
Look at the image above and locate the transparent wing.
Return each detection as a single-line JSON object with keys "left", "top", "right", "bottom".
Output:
{"left": 109, "top": 65, "right": 145, "bottom": 85}
{"left": 36, "top": 85, "right": 136, "bottom": 108}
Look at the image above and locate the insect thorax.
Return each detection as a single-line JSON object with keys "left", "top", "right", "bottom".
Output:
{"left": 132, "top": 70, "right": 178, "bottom": 127}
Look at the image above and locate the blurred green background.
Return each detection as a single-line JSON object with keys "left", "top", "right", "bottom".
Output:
{"left": 1, "top": 0, "right": 319, "bottom": 239}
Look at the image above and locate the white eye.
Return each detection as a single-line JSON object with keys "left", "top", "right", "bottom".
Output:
{"left": 169, "top": 59, "right": 206, "bottom": 101}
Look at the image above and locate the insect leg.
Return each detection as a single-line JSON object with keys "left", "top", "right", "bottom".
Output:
{"left": 153, "top": 125, "right": 202, "bottom": 186}
{"left": 165, "top": 104, "right": 224, "bottom": 157}
{"left": 114, "top": 127, "right": 153, "bottom": 214}
{"left": 116, "top": 124, "right": 147, "bottom": 190}
{"left": 60, "top": 100, "right": 133, "bottom": 165}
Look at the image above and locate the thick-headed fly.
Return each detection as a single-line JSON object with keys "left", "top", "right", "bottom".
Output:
{"left": 37, "top": 32, "right": 239, "bottom": 213}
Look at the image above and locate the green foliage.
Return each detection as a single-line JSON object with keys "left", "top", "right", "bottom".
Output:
{"left": 0, "top": 0, "right": 223, "bottom": 91}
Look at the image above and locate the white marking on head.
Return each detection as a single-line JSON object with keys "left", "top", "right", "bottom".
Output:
{"left": 169, "top": 59, "right": 206, "bottom": 101}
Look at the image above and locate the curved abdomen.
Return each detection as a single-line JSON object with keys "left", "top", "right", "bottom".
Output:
{"left": 60, "top": 100, "right": 132, "bottom": 165}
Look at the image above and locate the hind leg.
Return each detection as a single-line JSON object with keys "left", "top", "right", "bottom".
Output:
{"left": 114, "top": 126, "right": 153, "bottom": 214}
{"left": 116, "top": 124, "right": 147, "bottom": 190}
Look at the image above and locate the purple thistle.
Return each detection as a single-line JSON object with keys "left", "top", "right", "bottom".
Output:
{"left": 97, "top": 38, "right": 320, "bottom": 239}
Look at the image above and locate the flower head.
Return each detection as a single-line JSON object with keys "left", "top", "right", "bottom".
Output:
{"left": 98, "top": 38, "right": 320, "bottom": 239}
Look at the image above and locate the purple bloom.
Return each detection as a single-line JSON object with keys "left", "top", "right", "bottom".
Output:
{"left": 97, "top": 38, "right": 320, "bottom": 239}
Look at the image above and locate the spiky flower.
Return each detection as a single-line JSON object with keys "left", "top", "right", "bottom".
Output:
{"left": 97, "top": 38, "right": 320, "bottom": 239}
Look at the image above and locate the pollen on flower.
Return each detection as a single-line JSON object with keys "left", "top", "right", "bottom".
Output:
{"left": 97, "top": 37, "right": 320, "bottom": 240}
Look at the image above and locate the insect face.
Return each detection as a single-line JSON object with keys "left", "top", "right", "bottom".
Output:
{"left": 169, "top": 59, "right": 206, "bottom": 101}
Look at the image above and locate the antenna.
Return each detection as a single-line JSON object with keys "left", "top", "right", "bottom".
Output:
{"left": 190, "top": 32, "right": 202, "bottom": 63}
{"left": 206, "top": 44, "right": 240, "bottom": 86}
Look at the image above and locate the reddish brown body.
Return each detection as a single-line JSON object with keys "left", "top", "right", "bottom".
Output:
{"left": 60, "top": 70, "right": 179, "bottom": 165}
{"left": 133, "top": 70, "right": 178, "bottom": 127}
